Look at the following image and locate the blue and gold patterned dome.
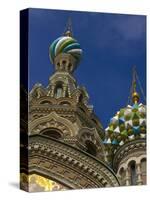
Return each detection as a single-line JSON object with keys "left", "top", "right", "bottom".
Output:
{"left": 104, "top": 102, "right": 146, "bottom": 146}
{"left": 49, "top": 34, "right": 83, "bottom": 64}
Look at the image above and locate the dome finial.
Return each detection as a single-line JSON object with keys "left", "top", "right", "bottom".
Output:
{"left": 64, "top": 17, "right": 73, "bottom": 37}
{"left": 132, "top": 66, "right": 140, "bottom": 104}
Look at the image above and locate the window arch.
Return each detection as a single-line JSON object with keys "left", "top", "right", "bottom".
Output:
{"left": 40, "top": 128, "right": 62, "bottom": 139}
{"left": 85, "top": 140, "right": 97, "bottom": 156}
{"left": 40, "top": 100, "right": 52, "bottom": 105}
{"left": 79, "top": 94, "right": 83, "bottom": 103}
{"left": 54, "top": 83, "right": 63, "bottom": 98}
{"left": 129, "top": 161, "right": 137, "bottom": 185}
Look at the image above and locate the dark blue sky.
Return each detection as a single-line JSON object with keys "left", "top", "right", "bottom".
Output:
{"left": 28, "top": 8, "right": 146, "bottom": 128}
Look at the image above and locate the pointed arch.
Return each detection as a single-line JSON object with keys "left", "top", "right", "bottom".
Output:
{"left": 29, "top": 112, "right": 76, "bottom": 137}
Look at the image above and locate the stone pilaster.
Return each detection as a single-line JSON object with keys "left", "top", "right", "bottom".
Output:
{"left": 50, "top": 84, "right": 56, "bottom": 97}
{"left": 136, "top": 162, "right": 143, "bottom": 185}
{"left": 125, "top": 167, "right": 130, "bottom": 186}
{"left": 63, "top": 85, "right": 67, "bottom": 97}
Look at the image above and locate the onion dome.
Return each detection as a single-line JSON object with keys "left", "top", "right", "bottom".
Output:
{"left": 49, "top": 33, "right": 82, "bottom": 64}
{"left": 104, "top": 102, "right": 146, "bottom": 146}
{"left": 104, "top": 67, "right": 146, "bottom": 146}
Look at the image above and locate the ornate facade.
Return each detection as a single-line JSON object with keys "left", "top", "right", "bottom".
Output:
{"left": 104, "top": 69, "right": 146, "bottom": 186}
{"left": 20, "top": 22, "right": 146, "bottom": 192}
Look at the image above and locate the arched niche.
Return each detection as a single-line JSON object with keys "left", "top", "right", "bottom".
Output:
{"left": 29, "top": 112, "right": 76, "bottom": 137}
{"left": 128, "top": 160, "right": 137, "bottom": 185}
{"left": 79, "top": 93, "right": 83, "bottom": 103}
{"left": 77, "top": 128, "right": 105, "bottom": 161}
{"left": 54, "top": 82, "right": 63, "bottom": 98}
{"left": 40, "top": 128, "right": 62, "bottom": 139}
{"left": 40, "top": 100, "right": 52, "bottom": 105}
{"left": 85, "top": 140, "right": 97, "bottom": 156}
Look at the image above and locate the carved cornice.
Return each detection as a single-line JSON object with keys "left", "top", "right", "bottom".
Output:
{"left": 30, "top": 105, "right": 75, "bottom": 114}
{"left": 30, "top": 96, "right": 76, "bottom": 106}
{"left": 29, "top": 105, "right": 104, "bottom": 137}
{"left": 29, "top": 112, "right": 77, "bottom": 137}
{"left": 21, "top": 134, "right": 120, "bottom": 188}
{"left": 113, "top": 139, "right": 146, "bottom": 171}
{"left": 77, "top": 127, "right": 106, "bottom": 159}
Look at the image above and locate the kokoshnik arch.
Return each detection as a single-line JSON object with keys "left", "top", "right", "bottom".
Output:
{"left": 20, "top": 9, "right": 146, "bottom": 192}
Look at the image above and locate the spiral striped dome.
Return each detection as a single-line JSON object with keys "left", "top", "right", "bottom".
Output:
{"left": 104, "top": 103, "right": 146, "bottom": 146}
{"left": 49, "top": 36, "right": 82, "bottom": 64}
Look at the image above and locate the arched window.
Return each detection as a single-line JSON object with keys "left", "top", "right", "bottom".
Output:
{"left": 85, "top": 140, "right": 97, "bottom": 156}
{"left": 55, "top": 83, "right": 63, "bottom": 98}
{"left": 129, "top": 161, "right": 137, "bottom": 185}
{"left": 40, "top": 100, "right": 52, "bottom": 105}
{"left": 41, "top": 128, "right": 62, "bottom": 139}
{"left": 141, "top": 158, "right": 146, "bottom": 184}
{"left": 79, "top": 94, "right": 83, "bottom": 103}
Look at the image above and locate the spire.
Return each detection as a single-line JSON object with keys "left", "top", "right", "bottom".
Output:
{"left": 127, "top": 66, "right": 146, "bottom": 105}
{"left": 64, "top": 17, "right": 73, "bottom": 37}
{"left": 131, "top": 66, "right": 140, "bottom": 104}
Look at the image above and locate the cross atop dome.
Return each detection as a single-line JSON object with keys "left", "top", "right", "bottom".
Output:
{"left": 131, "top": 66, "right": 140, "bottom": 104}
{"left": 104, "top": 66, "right": 146, "bottom": 148}
{"left": 49, "top": 19, "right": 83, "bottom": 71}
{"left": 63, "top": 17, "right": 73, "bottom": 37}
{"left": 128, "top": 66, "right": 145, "bottom": 105}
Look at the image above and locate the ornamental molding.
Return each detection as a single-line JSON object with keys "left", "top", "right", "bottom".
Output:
{"left": 23, "top": 135, "right": 120, "bottom": 188}
{"left": 29, "top": 105, "right": 75, "bottom": 114}
{"left": 29, "top": 105, "right": 104, "bottom": 137}
{"left": 113, "top": 139, "right": 146, "bottom": 171}
{"left": 77, "top": 127, "right": 105, "bottom": 158}
{"left": 29, "top": 112, "right": 77, "bottom": 137}
{"left": 28, "top": 158, "right": 97, "bottom": 189}
{"left": 30, "top": 96, "right": 76, "bottom": 106}
{"left": 117, "top": 153, "right": 146, "bottom": 174}
{"left": 49, "top": 71, "right": 76, "bottom": 83}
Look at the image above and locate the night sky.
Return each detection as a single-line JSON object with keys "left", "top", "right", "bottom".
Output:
{"left": 28, "top": 8, "right": 146, "bottom": 128}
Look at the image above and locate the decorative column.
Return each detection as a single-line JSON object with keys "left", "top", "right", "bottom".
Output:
{"left": 68, "top": 86, "right": 71, "bottom": 97}
{"left": 36, "top": 88, "right": 41, "bottom": 99}
{"left": 136, "top": 162, "right": 143, "bottom": 185}
{"left": 50, "top": 84, "right": 56, "bottom": 97}
{"left": 63, "top": 85, "right": 67, "bottom": 97}
{"left": 125, "top": 167, "right": 130, "bottom": 186}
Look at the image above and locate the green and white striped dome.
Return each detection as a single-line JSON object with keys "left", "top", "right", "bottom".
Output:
{"left": 49, "top": 36, "right": 82, "bottom": 64}
{"left": 104, "top": 103, "right": 146, "bottom": 146}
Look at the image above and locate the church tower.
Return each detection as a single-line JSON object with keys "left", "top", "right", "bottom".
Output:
{"left": 104, "top": 67, "right": 146, "bottom": 186}
{"left": 29, "top": 20, "right": 105, "bottom": 159}
{"left": 20, "top": 21, "right": 120, "bottom": 191}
